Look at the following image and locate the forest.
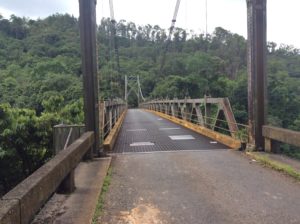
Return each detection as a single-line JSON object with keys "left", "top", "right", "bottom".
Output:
{"left": 0, "top": 13, "right": 300, "bottom": 195}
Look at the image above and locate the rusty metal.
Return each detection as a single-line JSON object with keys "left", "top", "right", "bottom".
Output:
{"left": 99, "top": 99, "right": 127, "bottom": 140}
{"left": 53, "top": 100, "right": 126, "bottom": 153}
{"left": 140, "top": 98, "right": 240, "bottom": 138}
{"left": 246, "top": 0, "right": 267, "bottom": 150}
{"left": 79, "top": 0, "right": 100, "bottom": 155}
{"left": 53, "top": 124, "right": 85, "bottom": 154}
{"left": 263, "top": 125, "right": 300, "bottom": 152}
{"left": 113, "top": 109, "right": 227, "bottom": 153}
{"left": 125, "top": 75, "right": 145, "bottom": 104}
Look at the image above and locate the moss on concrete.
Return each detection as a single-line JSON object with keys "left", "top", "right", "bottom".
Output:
{"left": 246, "top": 152, "right": 300, "bottom": 181}
{"left": 92, "top": 167, "right": 112, "bottom": 224}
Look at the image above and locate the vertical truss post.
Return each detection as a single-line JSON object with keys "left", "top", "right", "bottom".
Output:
{"left": 247, "top": 0, "right": 267, "bottom": 150}
{"left": 79, "top": 0, "right": 100, "bottom": 156}
{"left": 125, "top": 75, "right": 128, "bottom": 102}
{"left": 137, "top": 75, "right": 140, "bottom": 105}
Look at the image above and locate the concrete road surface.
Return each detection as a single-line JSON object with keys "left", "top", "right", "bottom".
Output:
{"left": 97, "top": 110, "right": 300, "bottom": 224}
{"left": 98, "top": 151, "right": 300, "bottom": 224}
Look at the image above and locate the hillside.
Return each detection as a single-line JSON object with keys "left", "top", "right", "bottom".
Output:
{"left": 1, "top": 13, "right": 300, "bottom": 194}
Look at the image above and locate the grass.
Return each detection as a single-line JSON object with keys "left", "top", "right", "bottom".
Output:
{"left": 92, "top": 167, "right": 113, "bottom": 224}
{"left": 246, "top": 152, "right": 300, "bottom": 181}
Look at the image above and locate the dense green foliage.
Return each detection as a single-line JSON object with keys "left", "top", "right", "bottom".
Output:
{"left": 0, "top": 14, "right": 84, "bottom": 194}
{"left": 0, "top": 101, "right": 83, "bottom": 193}
{"left": 0, "top": 14, "right": 300, "bottom": 193}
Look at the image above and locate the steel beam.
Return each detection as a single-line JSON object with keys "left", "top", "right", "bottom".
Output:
{"left": 79, "top": 0, "right": 100, "bottom": 155}
{"left": 246, "top": 0, "right": 267, "bottom": 150}
{"left": 125, "top": 75, "right": 128, "bottom": 101}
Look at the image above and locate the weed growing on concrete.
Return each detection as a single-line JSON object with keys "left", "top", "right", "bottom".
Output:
{"left": 247, "top": 152, "right": 300, "bottom": 181}
{"left": 92, "top": 167, "right": 112, "bottom": 224}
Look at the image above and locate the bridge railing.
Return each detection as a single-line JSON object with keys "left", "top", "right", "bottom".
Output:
{"left": 99, "top": 99, "right": 127, "bottom": 141}
{"left": 0, "top": 99, "right": 127, "bottom": 224}
{"left": 263, "top": 126, "right": 300, "bottom": 153}
{"left": 53, "top": 99, "right": 127, "bottom": 154}
{"left": 140, "top": 98, "right": 249, "bottom": 144}
{"left": 0, "top": 132, "right": 94, "bottom": 224}
{"left": 53, "top": 124, "right": 85, "bottom": 154}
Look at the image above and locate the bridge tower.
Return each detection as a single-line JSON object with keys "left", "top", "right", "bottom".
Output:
{"left": 79, "top": 0, "right": 100, "bottom": 156}
{"left": 125, "top": 75, "right": 145, "bottom": 105}
{"left": 246, "top": 0, "right": 267, "bottom": 150}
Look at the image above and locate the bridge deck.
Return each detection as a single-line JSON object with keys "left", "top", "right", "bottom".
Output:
{"left": 97, "top": 109, "right": 300, "bottom": 224}
{"left": 113, "top": 109, "right": 227, "bottom": 153}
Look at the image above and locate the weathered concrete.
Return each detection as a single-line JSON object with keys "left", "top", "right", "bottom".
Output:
{"left": 248, "top": 151, "right": 300, "bottom": 173}
{"left": 0, "top": 199, "right": 20, "bottom": 224}
{"left": 57, "top": 170, "right": 75, "bottom": 194}
{"left": 54, "top": 157, "right": 111, "bottom": 224}
{"left": 1, "top": 132, "right": 94, "bottom": 224}
{"left": 32, "top": 157, "right": 111, "bottom": 224}
{"left": 263, "top": 125, "right": 300, "bottom": 152}
{"left": 98, "top": 151, "right": 300, "bottom": 224}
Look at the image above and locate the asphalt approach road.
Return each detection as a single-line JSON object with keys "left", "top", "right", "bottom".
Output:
{"left": 98, "top": 109, "right": 300, "bottom": 224}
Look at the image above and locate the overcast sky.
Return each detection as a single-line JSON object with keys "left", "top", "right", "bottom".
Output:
{"left": 0, "top": 0, "right": 299, "bottom": 48}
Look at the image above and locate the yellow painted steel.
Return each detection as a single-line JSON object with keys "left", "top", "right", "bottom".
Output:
{"left": 103, "top": 109, "right": 127, "bottom": 151}
{"left": 145, "top": 109, "right": 241, "bottom": 149}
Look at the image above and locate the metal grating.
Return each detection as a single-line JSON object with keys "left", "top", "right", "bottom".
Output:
{"left": 112, "top": 109, "right": 228, "bottom": 153}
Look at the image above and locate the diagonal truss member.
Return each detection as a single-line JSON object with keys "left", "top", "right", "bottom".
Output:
{"left": 125, "top": 75, "right": 145, "bottom": 104}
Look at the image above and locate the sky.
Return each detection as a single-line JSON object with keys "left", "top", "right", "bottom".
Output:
{"left": 0, "top": 0, "right": 299, "bottom": 48}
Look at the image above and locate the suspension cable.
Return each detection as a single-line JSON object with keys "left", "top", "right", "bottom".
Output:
{"left": 159, "top": 0, "right": 182, "bottom": 72}
{"left": 109, "top": 0, "right": 121, "bottom": 98}
{"left": 137, "top": 75, "right": 145, "bottom": 101}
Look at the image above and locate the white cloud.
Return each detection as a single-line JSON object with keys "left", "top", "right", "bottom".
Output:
{"left": 0, "top": 0, "right": 299, "bottom": 48}
{"left": 268, "top": 0, "right": 300, "bottom": 48}
{"left": 0, "top": 0, "right": 75, "bottom": 19}
{"left": 96, "top": 0, "right": 300, "bottom": 48}
{"left": 0, "top": 7, "right": 15, "bottom": 18}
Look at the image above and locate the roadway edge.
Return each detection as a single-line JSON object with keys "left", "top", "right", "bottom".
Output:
{"left": 34, "top": 157, "right": 113, "bottom": 224}
{"left": 103, "top": 109, "right": 127, "bottom": 151}
{"left": 144, "top": 109, "right": 241, "bottom": 149}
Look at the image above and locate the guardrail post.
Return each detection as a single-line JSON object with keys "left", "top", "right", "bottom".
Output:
{"left": 109, "top": 108, "right": 113, "bottom": 131}
{"left": 264, "top": 138, "right": 280, "bottom": 153}
{"left": 262, "top": 126, "right": 300, "bottom": 153}
{"left": 114, "top": 107, "right": 117, "bottom": 125}
{"left": 57, "top": 169, "right": 75, "bottom": 194}
{"left": 171, "top": 104, "right": 175, "bottom": 117}
{"left": 99, "top": 101, "right": 105, "bottom": 149}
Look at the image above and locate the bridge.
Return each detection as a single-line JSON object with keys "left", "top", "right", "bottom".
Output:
{"left": 1, "top": 0, "right": 300, "bottom": 223}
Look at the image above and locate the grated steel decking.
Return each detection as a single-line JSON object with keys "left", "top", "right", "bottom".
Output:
{"left": 112, "top": 109, "right": 228, "bottom": 153}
